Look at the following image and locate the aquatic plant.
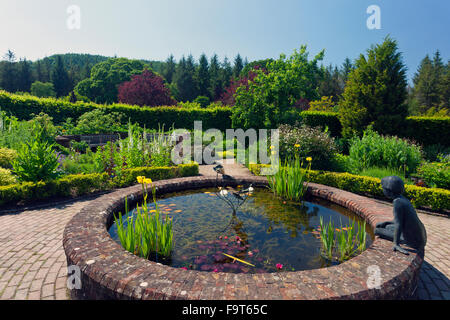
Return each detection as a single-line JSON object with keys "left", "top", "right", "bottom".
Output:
{"left": 114, "top": 177, "right": 174, "bottom": 260}
{"left": 318, "top": 216, "right": 335, "bottom": 261}
{"left": 268, "top": 155, "right": 311, "bottom": 201}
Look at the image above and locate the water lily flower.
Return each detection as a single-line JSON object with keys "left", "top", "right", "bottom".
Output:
{"left": 213, "top": 269, "right": 219, "bottom": 273}
{"left": 248, "top": 187, "right": 254, "bottom": 193}
{"left": 276, "top": 264, "right": 283, "bottom": 270}
{"left": 248, "top": 251, "right": 253, "bottom": 257}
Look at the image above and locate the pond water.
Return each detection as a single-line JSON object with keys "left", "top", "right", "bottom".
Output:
{"left": 109, "top": 188, "right": 374, "bottom": 274}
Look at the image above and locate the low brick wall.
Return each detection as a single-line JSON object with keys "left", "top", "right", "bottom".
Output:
{"left": 63, "top": 176, "right": 423, "bottom": 300}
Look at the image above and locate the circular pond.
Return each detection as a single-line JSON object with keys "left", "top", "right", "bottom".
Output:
{"left": 109, "top": 188, "right": 374, "bottom": 273}
{"left": 64, "top": 176, "right": 423, "bottom": 300}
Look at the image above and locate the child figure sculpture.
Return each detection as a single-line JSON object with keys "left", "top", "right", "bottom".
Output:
{"left": 375, "top": 176, "right": 427, "bottom": 255}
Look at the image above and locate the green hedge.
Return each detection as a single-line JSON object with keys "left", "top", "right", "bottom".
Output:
{"left": 0, "top": 163, "right": 199, "bottom": 207}
{"left": 0, "top": 91, "right": 232, "bottom": 131}
{"left": 400, "top": 116, "right": 450, "bottom": 147}
{"left": 300, "top": 111, "right": 342, "bottom": 137}
{"left": 248, "top": 164, "right": 450, "bottom": 211}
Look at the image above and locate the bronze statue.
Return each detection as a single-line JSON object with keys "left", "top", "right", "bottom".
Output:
{"left": 375, "top": 176, "right": 427, "bottom": 255}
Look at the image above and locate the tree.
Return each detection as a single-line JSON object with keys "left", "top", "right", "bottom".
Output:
{"left": 196, "top": 54, "right": 210, "bottom": 98}
{"left": 209, "top": 54, "right": 222, "bottom": 100}
{"left": 317, "top": 64, "right": 342, "bottom": 103}
{"left": 17, "top": 59, "right": 33, "bottom": 92}
{"left": 75, "top": 58, "right": 148, "bottom": 104}
{"left": 30, "top": 81, "right": 56, "bottom": 98}
{"left": 220, "top": 56, "right": 233, "bottom": 90}
{"left": 340, "top": 36, "right": 408, "bottom": 138}
{"left": 118, "top": 69, "right": 176, "bottom": 107}
{"left": 162, "top": 55, "right": 176, "bottom": 84}
{"left": 173, "top": 55, "right": 198, "bottom": 102}
{"left": 1, "top": 50, "right": 17, "bottom": 92}
{"left": 341, "top": 57, "right": 354, "bottom": 85}
{"left": 412, "top": 54, "right": 441, "bottom": 113}
{"left": 51, "top": 56, "right": 71, "bottom": 97}
{"left": 232, "top": 46, "right": 324, "bottom": 130}
{"left": 220, "top": 66, "right": 262, "bottom": 106}
{"left": 233, "top": 54, "right": 244, "bottom": 79}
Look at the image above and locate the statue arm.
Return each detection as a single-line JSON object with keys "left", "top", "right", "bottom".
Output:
{"left": 392, "top": 200, "right": 409, "bottom": 255}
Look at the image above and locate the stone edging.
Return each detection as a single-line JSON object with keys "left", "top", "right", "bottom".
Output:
{"left": 63, "top": 176, "right": 423, "bottom": 300}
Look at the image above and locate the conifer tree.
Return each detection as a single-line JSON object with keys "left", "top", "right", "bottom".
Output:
{"left": 196, "top": 53, "right": 210, "bottom": 98}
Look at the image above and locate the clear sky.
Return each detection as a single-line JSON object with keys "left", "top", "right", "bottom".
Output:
{"left": 0, "top": 0, "right": 448, "bottom": 81}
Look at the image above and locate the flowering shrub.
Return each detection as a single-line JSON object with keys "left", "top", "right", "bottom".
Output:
{"left": 278, "top": 124, "right": 338, "bottom": 170}
{"left": 417, "top": 156, "right": 450, "bottom": 189}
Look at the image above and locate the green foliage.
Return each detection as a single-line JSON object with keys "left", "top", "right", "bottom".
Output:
{"left": 318, "top": 217, "right": 335, "bottom": 261}
{"left": 69, "top": 109, "right": 127, "bottom": 134}
{"left": 232, "top": 46, "right": 324, "bottom": 130}
{"left": 0, "top": 148, "right": 17, "bottom": 169}
{"left": 401, "top": 116, "right": 450, "bottom": 147}
{"left": 12, "top": 126, "right": 60, "bottom": 182}
{"left": 193, "top": 95, "right": 210, "bottom": 108}
{"left": 268, "top": 157, "right": 311, "bottom": 201}
{"left": 0, "top": 90, "right": 232, "bottom": 131}
{"left": 61, "top": 149, "right": 98, "bottom": 175}
{"left": 278, "top": 124, "right": 339, "bottom": 170}
{"left": 299, "top": 111, "right": 342, "bottom": 137}
{"left": 0, "top": 168, "right": 17, "bottom": 186}
{"left": 417, "top": 157, "right": 450, "bottom": 189}
{"left": 248, "top": 164, "right": 450, "bottom": 211}
{"left": 357, "top": 167, "right": 410, "bottom": 184}
{"left": 348, "top": 128, "right": 423, "bottom": 174}
{"left": 30, "top": 81, "right": 56, "bottom": 98}
{"left": 309, "top": 96, "right": 335, "bottom": 112}
{"left": 0, "top": 163, "right": 198, "bottom": 206}
{"left": 422, "top": 144, "right": 450, "bottom": 162}
{"left": 340, "top": 37, "right": 408, "bottom": 138}
{"left": 115, "top": 184, "right": 173, "bottom": 259}
{"left": 75, "top": 58, "right": 149, "bottom": 104}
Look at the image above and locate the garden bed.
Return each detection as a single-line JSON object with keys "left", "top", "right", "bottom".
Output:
{"left": 63, "top": 176, "right": 423, "bottom": 300}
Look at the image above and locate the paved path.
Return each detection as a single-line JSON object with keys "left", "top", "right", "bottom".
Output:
{"left": 0, "top": 162, "right": 448, "bottom": 300}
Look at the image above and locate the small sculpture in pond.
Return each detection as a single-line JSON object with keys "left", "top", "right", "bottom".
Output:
{"left": 375, "top": 176, "right": 427, "bottom": 255}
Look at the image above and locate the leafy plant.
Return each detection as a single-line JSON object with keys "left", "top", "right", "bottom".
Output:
{"left": 0, "top": 167, "right": 17, "bottom": 186}
{"left": 0, "top": 148, "right": 18, "bottom": 169}
{"left": 12, "top": 125, "right": 60, "bottom": 182}
{"left": 417, "top": 156, "right": 450, "bottom": 189}
{"left": 114, "top": 178, "right": 173, "bottom": 260}
{"left": 268, "top": 155, "right": 311, "bottom": 201}
{"left": 319, "top": 217, "right": 335, "bottom": 261}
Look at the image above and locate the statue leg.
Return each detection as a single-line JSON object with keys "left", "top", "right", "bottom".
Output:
{"left": 375, "top": 227, "right": 394, "bottom": 241}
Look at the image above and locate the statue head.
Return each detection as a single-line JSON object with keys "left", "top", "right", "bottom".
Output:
{"left": 381, "top": 176, "right": 405, "bottom": 199}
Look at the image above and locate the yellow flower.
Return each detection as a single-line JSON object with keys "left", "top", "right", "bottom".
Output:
{"left": 144, "top": 178, "right": 153, "bottom": 184}
{"left": 306, "top": 157, "right": 312, "bottom": 162}
{"left": 270, "top": 146, "right": 275, "bottom": 150}
{"left": 137, "top": 176, "right": 144, "bottom": 184}
{"left": 271, "top": 151, "right": 277, "bottom": 155}
{"left": 294, "top": 144, "right": 300, "bottom": 148}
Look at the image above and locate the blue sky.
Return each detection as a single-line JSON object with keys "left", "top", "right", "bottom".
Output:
{"left": 0, "top": 0, "right": 448, "bottom": 81}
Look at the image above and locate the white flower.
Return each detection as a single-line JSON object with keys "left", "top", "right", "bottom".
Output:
{"left": 248, "top": 187, "right": 254, "bottom": 193}
{"left": 220, "top": 190, "right": 229, "bottom": 196}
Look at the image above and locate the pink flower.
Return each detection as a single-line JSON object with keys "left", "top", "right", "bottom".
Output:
{"left": 213, "top": 269, "right": 218, "bottom": 273}
{"left": 235, "top": 236, "right": 240, "bottom": 241}
{"left": 276, "top": 264, "right": 283, "bottom": 270}
{"left": 181, "top": 267, "right": 188, "bottom": 270}
{"left": 224, "top": 236, "right": 228, "bottom": 240}
{"left": 248, "top": 251, "right": 254, "bottom": 257}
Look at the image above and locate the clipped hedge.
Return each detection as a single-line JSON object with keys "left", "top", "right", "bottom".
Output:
{"left": 299, "top": 111, "right": 342, "bottom": 137}
{"left": 400, "top": 116, "right": 450, "bottom": 147}
{"left": 0, "top": 91, "right": 232, "bottom": 131}
{"left": 248, "top": 164, "right": 450, "bottom": 211}
{"left": 0, "top": 163, "right": 199, "bottom": 207}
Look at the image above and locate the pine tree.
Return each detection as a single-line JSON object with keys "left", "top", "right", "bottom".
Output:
{"left": 340, "top": 37, "right": 408, "bottom": 137}
{"left": 341, "top": 57, "right": 354, "bottom": 85}
{"left": 163, "top": 55, "right": 176, "bottom": 84}
{"left": 35, "top": 60, "right": 43, "bottom": 82}
{"left": 17, "top": 59, "right": 33, "bottom": 92}
{"left": 221, "top": 57, "right": 233, "bottom": 90}
{"left": 173, "top": 55, "right": 198, "bottom": 102}
{"left": 196, "top": 53, "right": 210, "bottom": 98}
{"left": 209, "top": 54, "right": 222, "bottom": 100}
{"left": 1, "top": 50, "right": 17, "bottom": 92}
{"left": 51, "top": 56, "right": 71, "bottom": 97}
{"left": 233, "top": 54, "right": 244, "bottom": 79}
{"left": 413, "top": 55, "right": 440, "bottom": 112}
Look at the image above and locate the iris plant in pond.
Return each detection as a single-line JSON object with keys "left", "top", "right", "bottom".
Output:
{"left": 268, "top": 144, "right": 312, "bottom": 202}
{"left": 318, "top": 217, "right": 368, "bottom": 263}
{"left": 114, "top": 176, "right": 174, "bottom": 260}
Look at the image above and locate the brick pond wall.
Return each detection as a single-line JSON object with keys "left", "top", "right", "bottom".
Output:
{"left": 63, "top": 176, "right": 423, "bottom": 300}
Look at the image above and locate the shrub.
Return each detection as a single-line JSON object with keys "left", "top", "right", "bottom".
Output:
{"left": 193, "top": 96, "right": 210, "bottom": 108}
{"left": 0, "top": 148, "right": 17, "bottom": 169}
{"left": 300, "top": 111, "right": 342, "bottom": 137}
{"left": 278, "top": 124, "right": 339, "bottom": 170}
{"left": 0, "top": 90, "right": 232, "bottom": 131}
{"left": 30, "top": 81, "right": 56, "bottom": 98}
{"left": 309, "top": 96, "right": 335, "bottom": 112}
{"left": 12, "top": 127, "right": 61, "bottom": 182}
{"left": 417, "top": 157, "right": 450, "bottom": 189}
{"left": 118, "top": 69, "right": 176, "bottom": 107}
{"left": 401, "top": 117, "right": 450, "bottom": 147}
{"left": 348, "top": 128, "right": 423, "bottom": 174}
{"left": 0, "top": 163, "right": 199, "bottom": 206}
{"left": 0, "top": 168, "right": 17, "bottom": 186}
{"left": 69, "top": 109, "right": 127, "bottom": 134}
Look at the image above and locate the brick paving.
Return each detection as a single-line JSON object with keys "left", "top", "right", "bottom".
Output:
{"left": 0, "top": 162, "right": 448, "bottom": 300}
